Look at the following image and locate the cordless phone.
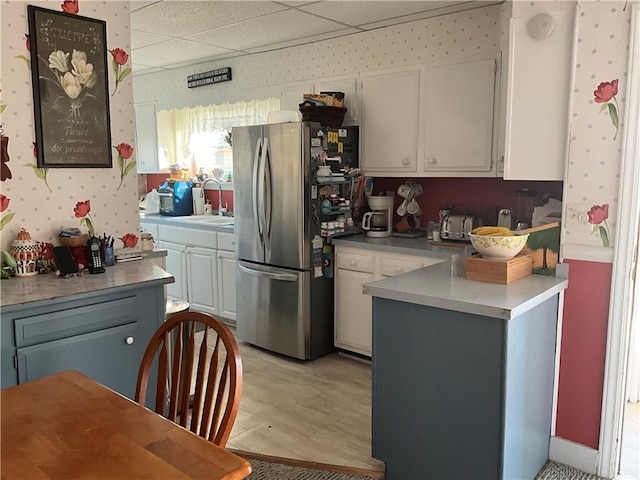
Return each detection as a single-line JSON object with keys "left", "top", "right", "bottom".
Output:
{"left": 87, "top": 236, "right": 105, "bottom": 274}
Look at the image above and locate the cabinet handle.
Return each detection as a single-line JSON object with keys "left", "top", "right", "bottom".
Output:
{"left": 124, "top": 336, "right": 135, "bottom": 345}
{"left": 350, "top": 260, "right": 357, "bottom": 266}
{"left": 402, "top": 158, "right": 410, "bottom": 166}
{"left": 396, "top": 267, "right": 403, "bottom": 273}
{"left": 427, "top": 157, "right": 437, "bottom": 165}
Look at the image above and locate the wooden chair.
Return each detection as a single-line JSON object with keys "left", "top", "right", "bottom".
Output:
{"left": 135, "top": 311, "right": 242, "bottom": 447}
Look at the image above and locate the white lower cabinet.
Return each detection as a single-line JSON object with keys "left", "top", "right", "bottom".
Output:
{"left": 155, "top": 225, "right": 236, "bottom": 324}
{"left": 216, "top": 232, "right": 237, "bottom": 324}
{"left": 186, "top": 246, "right": 218, "bottom": 316}
{"left": 159, "top": 240, "right": 187, "bottom": 301}
{"left": 334, "top": 245, "right": 443, "bottom": 357}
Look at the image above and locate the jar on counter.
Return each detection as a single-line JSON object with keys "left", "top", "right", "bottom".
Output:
{"left": 327, "top": 221, "right": 337, "bottom": 236}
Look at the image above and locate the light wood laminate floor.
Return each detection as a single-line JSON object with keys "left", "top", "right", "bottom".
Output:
{"left": 225, "top": 339, "right": 384, "bottom": 471}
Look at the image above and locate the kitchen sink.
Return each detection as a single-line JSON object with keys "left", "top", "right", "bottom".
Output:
{"left": 180, "top": 216, "right": 234, "bottom": 226}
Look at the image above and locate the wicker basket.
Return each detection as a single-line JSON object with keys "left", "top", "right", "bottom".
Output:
{"left": 58, "top": 234, "right": 90, "bottom": 247}
{"left": 299, "top": 105, "right": 347, "bottom": 128}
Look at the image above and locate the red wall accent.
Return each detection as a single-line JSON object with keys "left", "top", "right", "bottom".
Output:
{"left": 373, "top": 177, "right": 563, "bottom": 226}
{"left": 145, "top": 173, "right": 234, "bottom": 212}
{"left": 555, "top": 259, "right": 612, "bottom": 449}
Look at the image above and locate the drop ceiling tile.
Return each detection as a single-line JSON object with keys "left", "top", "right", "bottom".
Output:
{"left": 298, "top": 1, "right": 458, "bottom": 26}
{"left": 130, "top": 1, "right": 162, "bottom": 13}
{"left": 131, "top": 1, "right": 289, "bottom": 37}
{"left": 131, "top": 30, "right": 174, "bottom": 50}
{"left": 132, "top": 39, "right": 238, "bottom": 69}
{"left": 185, "top": 9, "right": 347, "bottom": 51}
{"left": 244, "top": 27, "right": 359, "bottom": 54}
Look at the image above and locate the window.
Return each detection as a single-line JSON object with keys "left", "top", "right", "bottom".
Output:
{"left": 156, "top": 97, "right": 280, "bottom": 178}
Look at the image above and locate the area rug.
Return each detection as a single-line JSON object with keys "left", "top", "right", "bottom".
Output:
{"left": 236, "top": 453, "right": 607, "bottom": 480}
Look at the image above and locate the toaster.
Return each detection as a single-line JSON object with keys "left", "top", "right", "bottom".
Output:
{"left": 439, "top": 214, "right": 482, "bottom": 242}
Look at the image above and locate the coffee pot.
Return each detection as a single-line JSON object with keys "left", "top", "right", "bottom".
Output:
{"left": 362, "top": 196, "right": 394, "bottom": 238}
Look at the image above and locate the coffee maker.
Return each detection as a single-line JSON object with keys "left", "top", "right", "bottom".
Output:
{"left": 362, "top": 196, "right": 394, "bottom": 238}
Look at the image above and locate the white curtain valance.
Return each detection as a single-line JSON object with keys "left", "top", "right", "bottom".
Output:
{"left": 160, "top": 97, "right": 280, "bottom": 132}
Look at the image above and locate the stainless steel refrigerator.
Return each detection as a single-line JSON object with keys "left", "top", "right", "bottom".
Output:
{"left": 232, "top": 122, "right": 334, "bottom": 360}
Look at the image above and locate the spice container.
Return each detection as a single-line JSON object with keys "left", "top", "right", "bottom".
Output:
{"left": 321, "top": 222, "right": 329, "bottom": 237}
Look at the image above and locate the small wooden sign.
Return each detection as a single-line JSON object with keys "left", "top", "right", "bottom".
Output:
{"left": 187, "top": 67, "right": 232, "bottom": 88}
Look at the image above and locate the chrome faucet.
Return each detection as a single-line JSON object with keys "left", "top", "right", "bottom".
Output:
{"left": 200, "top": 178, "right": 224, "bottom": 215}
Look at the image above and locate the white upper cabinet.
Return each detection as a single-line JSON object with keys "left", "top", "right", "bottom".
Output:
{"left": 423, "top": 57, "right": 498, "bottom": 176}
{"left": 502, "top": 5, "right": 575, "bottom": 180}
{"left": 134, "top": 102, "right": 160, "bottom": 173}
{"left": 280, "top": 82, "right": 314, "bottom": 112}
{"left": 360, "top": 67, "right": 422, "bottom": 175}
{"left": 315, "top": 75, "right": 359, "bottom": 125}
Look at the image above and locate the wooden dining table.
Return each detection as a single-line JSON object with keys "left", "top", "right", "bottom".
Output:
{"left": 1, "top": 370, "right": 252, "bottom": 480}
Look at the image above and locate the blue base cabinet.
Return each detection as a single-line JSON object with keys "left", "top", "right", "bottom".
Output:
{"left": 371, "top": 296, "right": 559, "bottom": 480}
{"left": 2, "top": 286, "right": 164, "bottom": 401}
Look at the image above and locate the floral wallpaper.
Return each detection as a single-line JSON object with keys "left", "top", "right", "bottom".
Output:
{"left": 561, "top": 1, "right": 631, "bottom": 251}
{"left": 0, "top": 0, "right": 140, "bottom": 251}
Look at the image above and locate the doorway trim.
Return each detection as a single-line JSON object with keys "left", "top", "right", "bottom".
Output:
{"left": 598, "top": 4, "right": 640, "bottom": 478}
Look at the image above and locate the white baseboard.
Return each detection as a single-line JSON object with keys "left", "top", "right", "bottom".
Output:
{"left": 549, "top": 436, "right": 599, "bottom": 475}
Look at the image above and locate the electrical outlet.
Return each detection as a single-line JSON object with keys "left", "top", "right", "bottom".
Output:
{"left": 565, "top": 204, "right": 592, "bottom": 230}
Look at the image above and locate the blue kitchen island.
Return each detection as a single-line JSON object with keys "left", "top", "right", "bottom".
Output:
{"left": 363, "top": 261, "right": 568, "bottom": 480}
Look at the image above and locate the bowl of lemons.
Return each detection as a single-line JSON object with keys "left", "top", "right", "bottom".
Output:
{"left": 469, "top": 226, "right": 529, "bottom": 259}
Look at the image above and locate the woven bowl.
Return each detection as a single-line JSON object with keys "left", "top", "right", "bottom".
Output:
{"left": 58, "top": 234, "right": 90, "bottom": 247}
{"left": 469, "top": 233, "right": 529, "bottom": 259}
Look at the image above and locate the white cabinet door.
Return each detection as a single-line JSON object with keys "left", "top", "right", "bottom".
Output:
{"left": 281, "top": 82, "right": 314, "bottom": 112}
{"left": 134, "top": 102, "right": 159, "bottom": 173}
{"left": 503, "top": 5, "right": 574, "bottom": 180}
{"left": 159, "top": 240, "right": 187, "bottom": 301}
{"left": 217, "top": 250, "right": 236, "bottom": 324}
{"left": 360, "top": 67, "right": 422, "bottom": 175}
{"left": 423, "top": 58, "right": 497, "bottom": 176}
{"left": 335, "top": 268, "right": 374, "bottom": 357}
{"left": 186, "top": 247, "right": 218, "bottom": 316}
{"left": 315, "top": 75, "right": 358, "bottom": 124}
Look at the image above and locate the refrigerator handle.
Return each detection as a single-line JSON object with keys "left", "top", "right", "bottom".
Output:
{"left": 238, "top": 263, "right": 297, "bottom": 282}
{"left": 264, "top": 137, "right": 273, "bottom": 243}
{"left": 259, "top": 137, "right": 270, "bottom": 254}
{"left": 253, "top": 136, "right": 263, "bottom": 244}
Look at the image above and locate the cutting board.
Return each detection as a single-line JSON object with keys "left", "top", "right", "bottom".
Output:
{"left": 465, "top": 254, "right": 533, "bottom": 285}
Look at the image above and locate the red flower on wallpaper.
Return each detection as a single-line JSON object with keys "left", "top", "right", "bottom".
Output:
{"left": 61, "top": 0, "right": 79, "bottom": 14}
{"left": 37, "top": 242, "right": 55, "bottom": 261}
{"left": 0, "top": 194, "right": 9, "bottom": 212}
{"left": 114, "top": 142, "right": 136, "bottom": 190}
{"left": 109, "top": 48, "right": 131, "bottom": 96}
{"left": 74, "top": 200, "right": 95, "bottom": 236}
{"left": 587, "top": 204, "right": 610, "bottom": 247}
{"left": 0, "top": 193, "right": 14, "bottom": 231}
{"left": 594, "top": 79, "right": 620, "bottom": 141}
{"left": 120, "top": 233, "right": 139, "bottom": 248}
{"left": 16, "top": 34, "right": 31, "bottom": 70}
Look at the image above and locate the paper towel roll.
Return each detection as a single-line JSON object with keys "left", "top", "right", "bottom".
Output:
{"left": 192, "top": 188, "right": 205, "bottom": 215}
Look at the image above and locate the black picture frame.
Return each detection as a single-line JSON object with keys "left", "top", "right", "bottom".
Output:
{"left": 27, "top": 5, "right": 112, "bottom": 168}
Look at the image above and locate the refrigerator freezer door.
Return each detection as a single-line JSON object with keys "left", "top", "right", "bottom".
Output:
{"left": 262, "top": 122, "right": 310, "bottom": 270}
{"left": 236, "top": 260, "right": 310, "bottom": 359}
{"left": 233, "top": 125, "right": 265, "bottom": 264}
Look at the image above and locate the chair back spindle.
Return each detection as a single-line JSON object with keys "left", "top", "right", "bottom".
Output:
{"left": 135, "top": 311, "right": 242, "bottom": 447}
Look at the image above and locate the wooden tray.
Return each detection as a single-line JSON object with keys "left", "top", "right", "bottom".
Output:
{"left": 465, "top": 254, "right": 533, "bottom": 285}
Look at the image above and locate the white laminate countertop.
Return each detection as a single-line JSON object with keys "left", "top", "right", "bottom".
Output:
{"left": 363, "top": 260, "right": 568, "bottom": 320}
{"left": 332, "top": 234, "right": 473, "bottom": 259}
{"left": 140, "top": 213, "right": 234, "bottom": 233}
{"left": 0, "top": 260, "right": 174, "bottom": 309}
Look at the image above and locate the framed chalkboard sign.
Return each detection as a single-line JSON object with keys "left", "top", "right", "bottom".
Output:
{"left": 27, "top": 6, "right": 112, "bottom": 168}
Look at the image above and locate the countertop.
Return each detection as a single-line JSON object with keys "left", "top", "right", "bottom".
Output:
{"left": 0, "top": 260, "right": 174, "bottom": 309}
{"left": 363, "top": 260, "right": 568, "bottom": 320}
{"left": 140, "top": 213, "right": 234, "bottom": 232}
{"left": 332, "top": 233, "right": 473, "bottom": 260}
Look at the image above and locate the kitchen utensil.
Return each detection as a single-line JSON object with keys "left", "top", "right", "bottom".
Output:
{"left": 397, "top": 183, "right": 413, "bottom": 199}
{"left": 397, "top": 199, "right": 408, "bottom": 216}
{"left": 406, "top": 198, "right": 421, "bottom": 216}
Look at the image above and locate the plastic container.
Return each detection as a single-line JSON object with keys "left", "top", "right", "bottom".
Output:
{"left": 146, "top": 189, "right": 160, "bottom": 214}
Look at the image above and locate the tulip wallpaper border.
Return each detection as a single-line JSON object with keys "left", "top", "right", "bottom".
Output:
{"left": 27, "top": 6, "right": 112, "bottom": 168}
